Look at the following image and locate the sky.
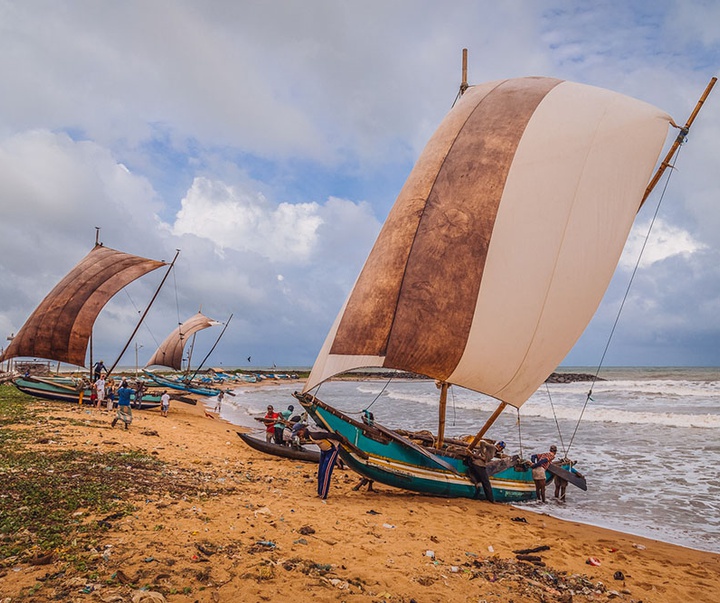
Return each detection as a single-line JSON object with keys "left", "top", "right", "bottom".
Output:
{"left": 0, "top": 0, "right": 718, "bottom": 372}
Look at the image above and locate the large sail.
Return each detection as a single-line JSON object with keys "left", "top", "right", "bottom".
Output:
{"left": 305, "top": 77, "right": 672, "bottom": 407}
{"left": 0, "top": 244, "right": 166, "bottom": 368}
{"left": 145, "top": 312, "right": 220, "bottom": 371}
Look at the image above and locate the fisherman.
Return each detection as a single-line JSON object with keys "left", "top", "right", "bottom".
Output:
{"left": 133, "top": 380, "right": 146, "bottom": 409}
{"left": 93, "top": 360, "right": 107, "bottom": 381}
{"left": 553, "top": 458, "right": 584, "bottom": 503}
{"left": 263, "top": 405, "right": 279, "bottom": 443}
{"left": 465, "top": 440, "right": 506, "bottom": 503}
{"left": 274, "top": 404, "right": 294, "bottom": 445}
{"left": 111, "top": 380, "right": 134, "bottom": 429}
{"left": 530, "top": 445, "right": 557, "bottom": 503}
{"left": 294, "top": 425, "right": 343, "bottom": 499}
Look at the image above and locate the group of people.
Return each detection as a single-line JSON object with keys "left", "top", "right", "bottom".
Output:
{"left": 91, "top": 360, "right": 170, "bottom": 429}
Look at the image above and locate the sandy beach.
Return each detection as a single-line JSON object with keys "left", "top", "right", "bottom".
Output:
{"left": 1, "top": 382, "right": 718, "bottom": 603}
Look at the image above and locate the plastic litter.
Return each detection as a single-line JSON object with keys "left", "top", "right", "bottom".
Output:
{"left": 586, "top": 557, "right": 601, "bottom": 566}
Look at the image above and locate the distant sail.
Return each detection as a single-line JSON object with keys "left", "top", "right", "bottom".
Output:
{"left": 145, "top": 312, "right": 220, "bottom": 371}
{"left": 305, "top": 77, "right": 671, "bottom": 407}
{"left": 0, "top": 245, "right": 166, "bottom": 367}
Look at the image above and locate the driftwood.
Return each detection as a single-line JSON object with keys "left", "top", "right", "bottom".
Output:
{"left": 513, "top": 545, "right": 550, "bottom": 555}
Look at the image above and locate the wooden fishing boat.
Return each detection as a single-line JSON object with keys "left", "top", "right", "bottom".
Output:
{"left": 237, "top": 432, "right": 320, "bottom": 463}
{"left": 144, "top": 312, "right": 233, "bottom": 397}
{"left": 295, "top": 52, "right": 715, "bottom": 502}
{"left": 144, "top": 370, "right": 224, "bottom": 397}
{"left": 0, "top": 233, "right": 177, "bottom": 404}
{"left": 13, "top": 375, "right": 162, "bottom": 410}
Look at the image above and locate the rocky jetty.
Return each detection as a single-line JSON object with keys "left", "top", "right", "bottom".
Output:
{"left": 545, "top": 372, "right": 603, "bottom": 383}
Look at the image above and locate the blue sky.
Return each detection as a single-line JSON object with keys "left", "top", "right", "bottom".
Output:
{"left": 0, "top": 1, "right": 718, "bottom": 371}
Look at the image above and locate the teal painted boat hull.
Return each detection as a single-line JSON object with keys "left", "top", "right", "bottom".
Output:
{"left": 294, "top": 392, "right": 540, "bottom": 503}
{"left": 14, "top": 376, "right": 161, "bottom": 409}
{"left": 143, "top": 370, "right": 222, "bottom": 397}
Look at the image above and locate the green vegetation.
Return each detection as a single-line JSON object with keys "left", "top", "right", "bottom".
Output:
{"left": 0, "top": 385, "right": 218, "bottom": 572}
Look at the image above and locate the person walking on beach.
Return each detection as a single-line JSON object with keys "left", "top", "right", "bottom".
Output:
{"left": 263, "top": 405, "right": 279, "bottom": 443}
{"left": 111, "top": 380, "right": 134, "bottom": 429}
{"left": 106, "top": 379, "right": 115, "bottom": 411}
{"left": 295, "top": 425, "right": 343, "bottom": 499}
{"left": 160, "top": 390, "right": 170, "bottom": 417}
{"left": 214, "top": 390, "right": 224, "bottom": 413}
{"left": 95, "top": 375, "right": 106, "bottom": 409}
{"left": 530, "top": 444, "right": 557, "bottom": 503}
{"left": 133, "top": 380, "right": 145, "bottom": 409}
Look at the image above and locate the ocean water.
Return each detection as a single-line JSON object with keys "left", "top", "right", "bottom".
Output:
{"left": 213, "top": 367, "right": 720, "bottom": 553}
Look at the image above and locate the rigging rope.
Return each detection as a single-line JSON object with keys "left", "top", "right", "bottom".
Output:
{"left": 515, "top": 407, "right": 524, "bottom": 459}
{"left": 545, "top": 382, "right": 567, "bottom": 457}
{"left": 566, "top": 144, "right": 683, "bottom": 457}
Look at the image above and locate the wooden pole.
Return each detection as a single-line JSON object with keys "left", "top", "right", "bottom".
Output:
{"left": 435, "top": 381, "right": 449, "bottom": 449}
{"left": 640, "top": 76, "right": 716, "bottom": 208}
{"left": 467, "top": 401, "right": 507, "bottom": 451}
{"left": 460, "top": 48, "right": 469, "bottom": 96}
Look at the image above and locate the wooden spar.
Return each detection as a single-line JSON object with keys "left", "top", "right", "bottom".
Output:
{"left": 640, "top": 76, "right": 717, "bottom": 208}
{"left": 106, "top": 249, "right": 180, "bottom": 379}
{"left": 460, "top": 48, "right": 469, "bottom": 96}
{"left": 435, "top": 381, "right": 449, "bottom": 449}
{"left": 467, "top": 401, "right": 507, "bottom": 451}
{"left": 188, "top": 313, "right": 234, "bottom": 383}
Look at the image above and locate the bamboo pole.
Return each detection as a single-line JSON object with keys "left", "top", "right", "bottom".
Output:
{"left": 467, "top": 401, "right": 507, "bottom": 451}
{"left": 435, "top": 381, "right": 449, "bottom": 449}
{"left": 640, "top": 76, "right": 716, "bottom": 208}
{"left": 460, "top": 48, "right": 469, "bottom": 96}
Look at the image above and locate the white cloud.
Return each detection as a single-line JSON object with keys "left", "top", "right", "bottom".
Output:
{"left": 620, "top": 218, "right": 706, "bottom": 270}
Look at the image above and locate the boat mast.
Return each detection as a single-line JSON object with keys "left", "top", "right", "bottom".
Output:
{"left": 640, "top": 76, "right": 716, "bottom": 207}
{"left": 88, "top": 227, "right": 102, "bottom": 381}
{"left": 106, "top": 249, "right": 180, "bottom": 379}
{"left": 460, "top": 48, "right": 469, "bottom": 97}
{"left": 433, "top": 48, "right": 471, "bottom": 449}
{"left": 435, "top": 381, "right": 449, "bottom": 449}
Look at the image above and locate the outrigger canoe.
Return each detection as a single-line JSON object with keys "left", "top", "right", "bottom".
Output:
{"left": 236, "top": 432, "right": 320, "bottom": 463}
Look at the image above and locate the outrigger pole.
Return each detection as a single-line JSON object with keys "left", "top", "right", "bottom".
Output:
{"left": 106, "top": 249, "right": 181, "bottom": 379}
{"left": 640, "top": 76, "right": 716, "bottom": 207}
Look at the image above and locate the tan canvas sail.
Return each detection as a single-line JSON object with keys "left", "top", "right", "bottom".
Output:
{"left": 305, "top": 77, "right": 672, "bottom": 407}
{"left": 0, "top": 244, "right": 166, "bottom": 368}
{"left": 145, "top": 312, "right": 220, "bottom": 371}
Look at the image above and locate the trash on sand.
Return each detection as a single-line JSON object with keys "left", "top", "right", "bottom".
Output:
{"left": 586, "top": 557, "right": 601, "bottom": 566}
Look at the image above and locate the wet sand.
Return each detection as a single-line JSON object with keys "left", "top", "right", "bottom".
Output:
{"left": 0, "top": 383, "right": 718, "bottom": 602}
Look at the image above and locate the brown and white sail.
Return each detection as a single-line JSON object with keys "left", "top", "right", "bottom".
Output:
{"left": 145, "top": 312, "right": 220, "bottom": 371}
{"left": 304, "top": 77, "right": 672, "bottom": 407}
{"left": 0, "top": 244, "right": 166, "bottom": 368}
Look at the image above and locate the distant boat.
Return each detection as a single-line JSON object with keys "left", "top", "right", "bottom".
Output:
{"left": 144, "top": 312, "right": 233, "bottom": 397}
{"left": 295, "top": 53, "right": 715, "bottom": 502}
{"left": 0, "top": 237, "right": 176, "bottom": 406}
